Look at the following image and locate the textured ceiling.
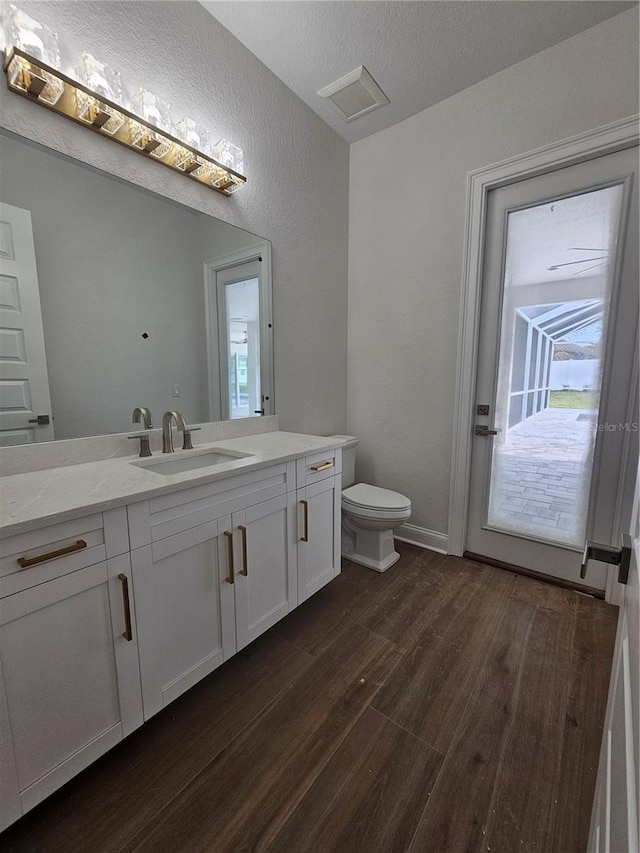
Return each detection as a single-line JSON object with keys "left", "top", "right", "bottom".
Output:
{"left": 201, "top": 1, "right": 637, "bottom": 144}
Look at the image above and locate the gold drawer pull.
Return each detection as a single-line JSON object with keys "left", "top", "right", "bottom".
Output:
{"left": 238, "top": 525, "right": 248, "bottom": 576}
{"left": 300, "top": 500, "right": 309, "bottom": 542}
{"left": 311, "top": 460, "right": 334, "bottom": 472}
{"left": 117, "top": 573, "right": 133, "bottom": 642}
{"left": 224, "top": 530, "right": 234, "bottom": 583}
{"left": 17, "top": 539, "right": 88, "bottom": 569}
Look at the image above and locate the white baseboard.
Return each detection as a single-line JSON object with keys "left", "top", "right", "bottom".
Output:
{"left": 395, "top": 523, "right": 448, "bottom": 554}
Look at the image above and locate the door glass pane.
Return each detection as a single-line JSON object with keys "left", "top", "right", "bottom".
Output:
{"left": 223, "top": 276, "right": 260, "bottom": 419}
{"left": 487, "top": 184, "right": 624, "bottom": 547}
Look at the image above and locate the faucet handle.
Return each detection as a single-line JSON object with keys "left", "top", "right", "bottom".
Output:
{"left": 128, "top": 434, "right": 152, "bottom": 458}
{"left": 182, "top": 427, "right": 201, "bottom": 450}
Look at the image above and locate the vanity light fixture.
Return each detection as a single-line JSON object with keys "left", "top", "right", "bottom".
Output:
{"left": 2, "top": 48, "right": 247, "bottom": 196}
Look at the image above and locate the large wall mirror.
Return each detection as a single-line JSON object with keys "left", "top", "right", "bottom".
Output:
{"left": 0, "top": 130, "right": 273, "bottom": 445}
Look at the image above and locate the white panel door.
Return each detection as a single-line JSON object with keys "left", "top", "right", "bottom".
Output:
{"left": 130, "top": 518, "right": 236, "bottom": 719}
{"left": 0, "top": 555, "right": 143, "bottom": 828}
{"left": 232, "top": 492, "right": 297, "bottom": 650}
{"left": 588, "top": 469, "right": 639, "bottom": 852}
{"left": 297, "top": 476, "right": 341, "bottom": 602}
{"left": 0, "top": 202, "right": 54, "bottom": 445}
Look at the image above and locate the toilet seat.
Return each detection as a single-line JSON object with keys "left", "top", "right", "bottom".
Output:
{"left": 342, "top": 483, "right": 411, "bottom": 518}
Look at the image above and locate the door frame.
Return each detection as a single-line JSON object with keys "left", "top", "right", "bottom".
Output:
{"left": 448, "top": 116, "right": 639, "bottom": 580}
{"left": 204, "top": 241, "right": 273, "bottom": 422}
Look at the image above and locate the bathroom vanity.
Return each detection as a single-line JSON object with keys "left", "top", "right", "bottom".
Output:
{"left": 0, "top": 429, "right": 343, "bottom": 831}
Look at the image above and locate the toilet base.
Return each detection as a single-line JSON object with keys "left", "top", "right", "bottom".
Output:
{"left": 341, "top": 524, "right": 400, "bottom": 573}
{"left": 346, "top": 548, "right": 400, "bottom": 573}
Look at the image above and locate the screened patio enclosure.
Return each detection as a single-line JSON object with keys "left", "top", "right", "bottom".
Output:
{"left": 508, "top": 298, "right": 604, "bottom": 429}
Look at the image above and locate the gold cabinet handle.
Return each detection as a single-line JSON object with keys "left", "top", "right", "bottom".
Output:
{"left": 238, "top": 525, "right": 248, "bottom": 576}
{"left": 17, "top": 539, "right": 87, "bottom": 568}
{"left": 300, "top": 500, "right": 309, "bottom": 542}
{"left": 311, "top": 460, "right": 334, "bottom": 472}
{"left": 117, "top": 573, "right": 133, "bottom": 642}
{"left": 224, "top": 530, "right": 234, "bottom": 583}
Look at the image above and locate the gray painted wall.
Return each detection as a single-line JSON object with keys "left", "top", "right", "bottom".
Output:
{"left": 0, "top": 1, "right": 350, "bottom": 438}
{"left": 347, "top": 8, "right": 639, "bottom": 539}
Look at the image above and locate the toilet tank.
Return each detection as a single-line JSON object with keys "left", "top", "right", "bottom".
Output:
{"left": 328, "top": 435, "right": 360, "bottom": 488}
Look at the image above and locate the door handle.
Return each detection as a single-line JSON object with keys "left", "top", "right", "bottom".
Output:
{"left": 117, "top": 573, "right": 133, "bottom": 641}
{"left": 238, "top": 525, "right": 248, "bottom": 576}
{"left": 475, "top": 425, "right": 499, "bottom": 437}
{"left": 300, "top": 500, "right": 309, "bottom": 542}
{"left": 580, "top": 534, "right": 632, "bottom": 584}
{"left": 224, "top": 530, "right": 234, "bottom": 583}
{"left": 28, "top": 414, "right": 50, "bottom": 426}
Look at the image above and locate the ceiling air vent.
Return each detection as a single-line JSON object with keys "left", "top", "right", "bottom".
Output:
{"left": 317, "top": 65, "right": 389, "bottom": 122}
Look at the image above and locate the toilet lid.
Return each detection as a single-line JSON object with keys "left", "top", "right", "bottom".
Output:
{"left": 342, "top": 483, "right": 411, "bottom": 512}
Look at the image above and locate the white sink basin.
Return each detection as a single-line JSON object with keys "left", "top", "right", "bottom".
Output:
{"left": 132, "top": 448, "right": 253, "bottom": 476}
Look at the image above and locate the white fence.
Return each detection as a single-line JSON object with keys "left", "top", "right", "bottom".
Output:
{"left": 549, "top": 359, "right": 600, "bottom": 390}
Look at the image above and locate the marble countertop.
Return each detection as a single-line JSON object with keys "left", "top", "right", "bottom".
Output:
{"left": 0, "top": 431, "right": 345, "bottom": 539}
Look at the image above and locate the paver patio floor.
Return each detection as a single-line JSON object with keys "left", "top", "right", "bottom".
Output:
{"left": 487, "top": 407, "right": 596, "bottom": 547}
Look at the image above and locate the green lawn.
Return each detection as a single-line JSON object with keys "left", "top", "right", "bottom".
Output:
{"left": 549, "top": 390, "right": 598, "bottom": 409}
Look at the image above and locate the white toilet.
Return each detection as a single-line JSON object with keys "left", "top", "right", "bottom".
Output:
{"left": 331, "top": 436, "right": 412, "bottom": 572}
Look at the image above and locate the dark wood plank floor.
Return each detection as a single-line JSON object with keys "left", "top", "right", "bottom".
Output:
{"left": 2, "top": 544, "right": 618, "bottom": 853}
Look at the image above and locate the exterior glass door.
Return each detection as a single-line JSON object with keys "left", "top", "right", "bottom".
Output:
{"left": 466, "top": 146, "right": 638, "bottom": 588}
{"left": 488, "top": 185, "right": 623, "bottom": 549}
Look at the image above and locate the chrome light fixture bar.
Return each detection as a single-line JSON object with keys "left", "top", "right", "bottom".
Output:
{"left": 3, "top": 46, "right": 247, "bottom": 196}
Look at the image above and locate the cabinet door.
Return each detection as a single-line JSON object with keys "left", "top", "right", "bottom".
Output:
{"left": 232, "top": 493, "right": 297, "bottom": 651}
{"left": 297, "top": 475, "right": 341, "bottom": 602}
{"left": 0, "top": 555, "right": 142, "bottom": 827}
{"left": 131, "top": 518, "right": 235, "bottom": 719}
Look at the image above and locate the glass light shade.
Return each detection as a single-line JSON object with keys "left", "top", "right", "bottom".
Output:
{"left": 208, "top": 166, "right": 245, "bottom": 193}
{"left": 129, "top": 89, "right": 173, "bottom": 158}
{"left": 212, "top": 138, "right": 244, "bottom": 175}
{"left": 1, "top": 4, "right": 60, "bottom": 66}
{"left": 174, "top": 117, "right": 212, "bottom": 176}
{"left": 209, "top": 165, "right": 232, "bottom": 189}
{"left": 75, "top": 52, "right": 125, "bottom": 135}
{"left": 175, "top": 117, "right": 210, "bottom": 151}
{"left": 2, "top": 5, "right": 63, "bottom": 105}
{"left": 225, "top": 174, "right": 245, "bottom": 194}
{"left": 173, "top": 148, "right": 210, "bottom": 178}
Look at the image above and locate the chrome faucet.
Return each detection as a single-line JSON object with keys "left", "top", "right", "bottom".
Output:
{"left": 162, "top": 410, "right": 187, "bottom": 453}
{"left": 132, "top": 406, "right": 153, "bottom": 430}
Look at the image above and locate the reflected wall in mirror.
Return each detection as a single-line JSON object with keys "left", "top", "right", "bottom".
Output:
{"left": 0, "top": 130, "right": 273, "bottom": 445}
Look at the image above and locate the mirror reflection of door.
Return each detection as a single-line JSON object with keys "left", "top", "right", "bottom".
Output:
{"left": 217, "top": 263, "right": 261, "bottom": 419}
{"left": 0, "top": 203, "right": 54, "bottom": 445}
{"left": 206, "top": 248, "right": 273, "bottom": 422}
{"left": 466, "top": 145, "right": 638, "bottom": 589}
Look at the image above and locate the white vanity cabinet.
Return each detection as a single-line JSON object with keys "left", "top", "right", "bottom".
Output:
{"left": 127, "top": 462, "right": 299, "bottom": 719}
{"left": 296, "top": 448, "right": 342, "bottom": 601}
{"left": 231, "top": 492, "right": 298, "bottom": 651}
{"left": 0, "top": 509, "right": 143, "bottom": 831}
{"left": 0, "top": 438, "right": 344, "bottom": 830}
{"left": 129, "top": 517, "right": 236, "bottom": 719}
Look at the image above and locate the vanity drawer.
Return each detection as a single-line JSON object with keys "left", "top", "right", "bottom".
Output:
{"left": 1, "top": 516, "right": 105, "bottom": 597}
{"left": 0, "top": 508, "right": 128, "bottom": 597}
{"left": 296, "top": 448, "right": 342, "bottom": 488}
